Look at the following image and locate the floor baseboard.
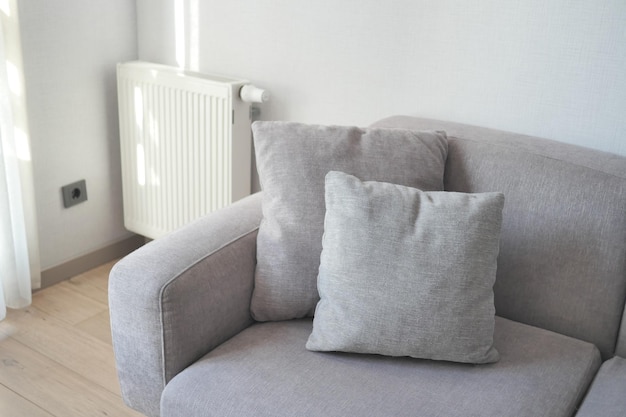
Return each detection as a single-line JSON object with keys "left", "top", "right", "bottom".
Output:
{"left": 40, "top": 234, "right": 145, "bottom": 289}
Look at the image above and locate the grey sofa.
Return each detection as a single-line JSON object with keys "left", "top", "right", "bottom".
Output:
{"left": 109, "top": 116, "right": 626, "bottom": 417}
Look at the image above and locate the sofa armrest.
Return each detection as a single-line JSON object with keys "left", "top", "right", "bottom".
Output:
{"left": 109, "top": 193, "right": 263, "bottom": 417}
{"left": 576, "top": 356, "right": 626, "bottom": 417}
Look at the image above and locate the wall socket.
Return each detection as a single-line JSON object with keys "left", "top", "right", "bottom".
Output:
{"left": 61, "top": 179, "right": 88, "bottom": 208}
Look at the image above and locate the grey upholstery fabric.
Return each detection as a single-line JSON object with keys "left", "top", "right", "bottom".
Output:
{"left": 371, "top": 116, "right": 626, "bottom": 360}
{"left": 307, "top": 171, "right": 502, "bottom": 363}
{"left": 251, "top": 122, "right": 448, "bottom": 321}
{"left": 109, "top": 193, "right": 263, "bottom": 417}
{"left": 161, "top": 318, "right": 600, "bottom": 417}
{"left": 617, "top": 318, "right": 626, "bottom": 357}
{"left": 110, "top": 117, "right": 626, "bottom": 417}
{"left": 576, "top": 356, "right": 626, "bottom": 417}
{"left": 370, "top": 116, "right": 626, "bottom": 178}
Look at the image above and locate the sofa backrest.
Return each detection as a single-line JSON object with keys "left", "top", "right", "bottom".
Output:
{"left": 371, "top": 116, "right": 626, "bottom": 360}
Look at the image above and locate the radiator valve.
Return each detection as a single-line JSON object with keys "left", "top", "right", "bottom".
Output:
{"left": 240, "top": 85, "right": 270, "bottom": 103}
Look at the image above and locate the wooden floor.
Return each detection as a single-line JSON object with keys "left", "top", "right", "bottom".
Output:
{"left": 0, "top": 260, "right": 144, "bottom": 417}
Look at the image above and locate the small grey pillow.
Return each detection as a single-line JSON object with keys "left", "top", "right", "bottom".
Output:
{"left": 251, "top": 122, "right": 448, "bottom": 321}
{"left": 306, "top": 171, "right": 503, "bottom": 364}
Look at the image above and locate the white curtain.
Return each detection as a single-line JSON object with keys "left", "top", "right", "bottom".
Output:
{"left": 0, "top": 0, "right": 40, "bottom": 321}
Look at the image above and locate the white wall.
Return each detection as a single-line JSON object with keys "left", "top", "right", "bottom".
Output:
{"left": 137, "top": 0, "right": 626, "bottom": 157}
{"left": 17, "top": 0, "right": 625, "bottom": 269}
{"left": 19, "top": 0, "right": 137, "bottom": 269}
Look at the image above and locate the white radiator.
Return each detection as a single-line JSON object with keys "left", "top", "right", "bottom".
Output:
{"left": 117, "top": 61, "right": 267, "bottom": 239}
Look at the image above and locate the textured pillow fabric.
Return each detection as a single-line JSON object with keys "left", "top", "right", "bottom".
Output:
{"left": 251, "top": 122, "right": 448, "bottom": 321}
{"left": 306, "top": 171, "right": 504, "bottom": 364}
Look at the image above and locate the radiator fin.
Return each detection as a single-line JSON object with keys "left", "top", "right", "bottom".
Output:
{"left": 117, "top": 62, "right": 251, "bottom": 239}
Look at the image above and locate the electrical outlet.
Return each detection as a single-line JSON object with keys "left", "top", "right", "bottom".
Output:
{"left": 61, "top": 179, "right": 88, "bottom": 208}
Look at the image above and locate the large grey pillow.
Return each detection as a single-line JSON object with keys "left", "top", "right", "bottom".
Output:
{"left": 252, "top": 122, "right": 448, "bottom": 321}
{"left": 306, "top": 171, "right": 503, "bottom": 364}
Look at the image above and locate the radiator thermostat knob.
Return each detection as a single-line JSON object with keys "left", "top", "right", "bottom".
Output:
{"left": 240, "top": 85, "right": 270, "bottom": 103}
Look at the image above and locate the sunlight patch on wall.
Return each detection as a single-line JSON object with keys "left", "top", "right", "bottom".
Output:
{"left": 174, "top": 0, "right": 200, "bottom": 71}
{"left": 174, "top": 0, "right": 185, "bottom": 68}
{"left": 13, "top": 127, "right": 30, "bottom": 161}
{"left": 0, "top": 0, "right": 10, "bottom": 17}
{"left": 188, "top": 0, "right": 199, "bottom": 71}
{"left": 5, "top": 60, "right": 21, "bottom": 96}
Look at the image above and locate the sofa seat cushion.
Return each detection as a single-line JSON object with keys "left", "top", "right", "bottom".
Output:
{"left": 161, "top": 317, "right": 600, "bottom": 417}
{"left": 576, "top": 356, "right": 626, "bottom": 417}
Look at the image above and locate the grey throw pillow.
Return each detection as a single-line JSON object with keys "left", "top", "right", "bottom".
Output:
{"left": 251, "top": 122, "right": 448, "bottom": 321}
{"left": 306, "top": 171, "right": 503, "bottom": 364}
